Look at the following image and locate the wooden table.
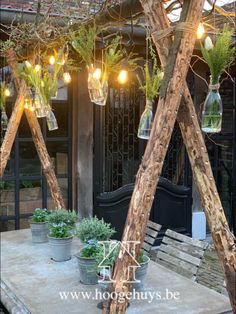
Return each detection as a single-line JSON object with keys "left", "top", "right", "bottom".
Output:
{"left": 0, "top": 229, "right": 232, "bottom": 314}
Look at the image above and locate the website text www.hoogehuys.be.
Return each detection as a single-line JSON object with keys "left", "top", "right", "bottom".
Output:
{"left": 59, "top": 288, "right": 180, "bottom": 304}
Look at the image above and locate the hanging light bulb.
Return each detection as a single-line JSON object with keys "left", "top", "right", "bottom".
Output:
{"left": 25, "top": 60, "right": 32, "bottom": 68}
{"left": 29, "top": 103, "right": 36, "bottom": 111}
{"left": 35, "top": 64, "right": 41, "bottom": 72}
{"left": 63, "top": 72, "right": 71, "bottom": 84}
{"left": 118, "top": 70, "right": 128, "bottom": 84}
{"left": 197, "top": 23, "right": 205, "bottom": 39}
{"left": 93, "top": 68, "right": 102, "bottom": 80}
{"left": 49, "top": 55, "right": 56, "bottom": 65}
{"left": 46, "top": 110, "right": 58, "bottom": 131}
{"left": 4, "top": 88, "right": 11, "bottom": 97}
{"left": 24, "top": 98, "right": 30, "bottom": 109}
{"left": 1, "top": 111, "right": 8, "bottom": 130}
{"left": 137, "top": 100, "right": 153, "bottom": 140}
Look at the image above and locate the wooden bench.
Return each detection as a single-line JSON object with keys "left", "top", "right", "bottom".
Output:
{"left": 156, "top": 229, "right": 209, "bottom": 280}
{"left": 142, "top": 221, "right": 162, "bottom": 254}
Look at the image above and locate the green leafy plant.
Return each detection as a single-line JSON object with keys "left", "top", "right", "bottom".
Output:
{"left": 0, "top": 181, "right": 12, "bottom": 190}
{"left": 31, "top": 208, "right": 48, "bottom": 223}
{"left": 20, "top": 180, "right": 34, "bottom": 188}
{"left": 95, "top": 241, "right": 119, "bottom": 271}
{"left": 80, "top": 239, "right": 101, "bottom": 258}
{"left": 71, "top": 24, "right": 100, "bottom": 66}
{"left": 102, "top": 36, "right": 140, "bottom": 86}
{"left": 19, "top": 50, "right": 65, "bottom": 105}
{"left": 139, "top": 43, "right": 163, "bottom": 101}
{"left": 48, "top": 222, "right": 71, "bottom": 238}
{"left": 138, "top": 249, "right": 146, "bottom": 264}
{"left": 0, "top": 82, "right": 7, "bottom": 111}
{"left": 47, "top": 209, "right": 77, "bottom": 227}
{"left": 201, "top": 24, "right": 235, "bottom": 84}
{"left": 76, "top": 216, "right": 116, "bottom": 243}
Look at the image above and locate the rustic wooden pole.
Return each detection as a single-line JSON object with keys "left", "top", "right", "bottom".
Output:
{"left": 104, "top": 1, "right": 204, "bottom": 313}
{"left": 0, "top": 49, "right": 27, "bottom": 177}
{"left": 1, "top": 49, "right": 65, "bottom": 209}
{"left": 140, "top": 1, "right": 236, "bottom": 311}
{"left": 0, "top": 84, "right": 26, "bottom": 177}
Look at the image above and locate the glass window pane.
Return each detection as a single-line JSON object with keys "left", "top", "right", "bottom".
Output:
{"left": 47, "top": 178, "right": 68, "bottom": 210}
{"left": 47, "top": 142, "right": 68, "bottom": 175}
{"left": 4, "top": 150, "right": 15, "bottom": 177}
{"left": 47, "top": 103, "right": 68, "bottom": 137}
{"left": 19, "top": 142, "right": 41, "bottom": 176}
{"left": 19, "top": 113, "right": 44, "bottom": 138}
{"left": 19, "top": 180, "right": 42, "bottom": 215}
{"left": 0, "top": 181, "right": 15, "bottom": 217}
{"left": 53, "top": 80, "right": 68, "bottom": 101}
{"left": 0, "top": 220, "right": 15, "bottom": 232}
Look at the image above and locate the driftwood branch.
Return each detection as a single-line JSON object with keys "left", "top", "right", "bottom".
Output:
{"left": 103, "top": 0, "right": 204, "bottom": 312}
{"left": 140, "top": 0, "right": 236, "bottom": 310}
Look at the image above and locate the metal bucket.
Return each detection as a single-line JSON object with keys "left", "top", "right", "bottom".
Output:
{"left": 48, "top": 236, "right": 73, "bottom": 262}
{"left": 30, "top": 222, "right": 48, "bottom": 243}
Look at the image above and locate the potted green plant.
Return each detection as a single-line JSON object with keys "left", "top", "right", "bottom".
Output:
{"left": 48, "top": 208, "right": 77, "bottom": 235}
{"left": 75, "top": 239, "right": 101, "bottom": 285}
{"left": 75, "top": 217, "right": 116, "bottom": 284}
{"left": 96, "top": 245, "right": 150, "bottom": 293}
{"left": 47, "top": 209, "right": 77, "bottom": 262}
{"left": 30, "top": 208, "right": 49, "bottom": 243}
{"left": 47, "top": 222, "right": 73, "bottom": 262}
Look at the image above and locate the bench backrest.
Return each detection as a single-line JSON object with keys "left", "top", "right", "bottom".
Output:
{"left": 156, "top": 229, "right": 208, "bottom": 280}
{"left": 142, "top": 221, "right": 162, "bottom": 254}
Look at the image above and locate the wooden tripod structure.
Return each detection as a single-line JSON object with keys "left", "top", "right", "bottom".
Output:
{"left": 0, "top": 0, "right": 235, "bottom": 312}
{"left": 103, "top": 0, "right": 236, "bottom": 313}
{"left": 0, "top": 49, "right": 65, "bottom": 209}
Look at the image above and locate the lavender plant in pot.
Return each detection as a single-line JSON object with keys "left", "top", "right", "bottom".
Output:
{"left": 75, "top": 217, "right": 116, "bottom": 284}
{"left": 30, "top": 208, "right": 49, "bottom": 243}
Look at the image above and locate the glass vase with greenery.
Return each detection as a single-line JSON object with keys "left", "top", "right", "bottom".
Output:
{"left": 200, "top": 24, "right": 235, "bottom": 133}
{"left": 138, "top": 42, "right": 163, "bottom": 139}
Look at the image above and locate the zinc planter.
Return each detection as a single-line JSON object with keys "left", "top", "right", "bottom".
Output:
{"left": 30, "top": 222, "right": 48, "bottom": 243}
{"left": 48, "top": 236, "right": 73, "bottom": 262}
{"left": 133, "top": 255, "right": 150, "bottom": 291}
{"left": 75, "top": 253, "right": 98, "bottom": 285}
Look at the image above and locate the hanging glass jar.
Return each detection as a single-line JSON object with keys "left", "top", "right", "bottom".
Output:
{"left": 138, "top": 99, "right": 153, "bottom": 140}
{"left": 46, "top": 110, "right": 58, "bottom": 131}
{"left": 1, "top": 111, "right": 8, "bottom": 130}
{"left": 201, "top": 77, "right": 223, "bottom": 133}
{"left": 34, "top": 90, "right": 49, "bottom": 118}
{"left": 87, "top": 64, "right": 108, "bottom": 106}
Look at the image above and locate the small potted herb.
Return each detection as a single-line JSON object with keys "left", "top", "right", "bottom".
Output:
{"left": 30, "top": 208, "right": 49, "bottom": 243}
{"left": 47, "top": 209, "right": 77, "bottom": 262}
{"left": 96, "top": 245, "right": 150, "bottom": 293}
{"left": 75, "top": 240, "right": 101, "bottom": 285}
{"left": 75, "top": 217, "right": 116, "bottom": 284}
{"left": 47, "top": 223, "right": 73, "bottom": 262}
{"left": 48, "top": 208, "right": 77, "bottom": 234}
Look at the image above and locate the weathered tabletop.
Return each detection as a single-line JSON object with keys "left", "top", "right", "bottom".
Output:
{"left": 0, "top": 229, "right": 232, "bottom": 314}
